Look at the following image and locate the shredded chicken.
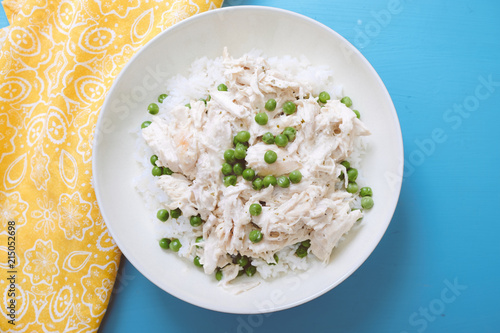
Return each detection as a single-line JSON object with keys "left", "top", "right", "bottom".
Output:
{"left": 142, "top": 49, "right": 370, "bottom": 285}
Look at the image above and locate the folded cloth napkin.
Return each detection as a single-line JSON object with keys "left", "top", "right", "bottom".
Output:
{"left": 0, "top": 0, "right": 223, "bottom": 331}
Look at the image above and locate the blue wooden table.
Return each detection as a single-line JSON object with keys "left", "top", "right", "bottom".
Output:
{"left": 4, "top": 0, "right": 498, "bottom": 332}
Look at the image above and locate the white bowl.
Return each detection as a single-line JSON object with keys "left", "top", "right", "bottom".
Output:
{"left": 93, "top": 6, "right": 404, "bottom": 314}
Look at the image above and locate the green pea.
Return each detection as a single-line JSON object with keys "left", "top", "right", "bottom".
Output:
{"left": 190, "top": 215, "right": 202, "bottom": 227}
{"left": 361, "top": 197, "right": 374, "bottom": 209}
{"left": 157, "top": 209, "right": 169, "bottom": 222}
{"left": 159, "top": 238, "right": 170, "bottom": 249}
{"left": 341, "top": 96, "right": 353, "bottom": 107}
{"left": 237, "top": 255, "right": 249, "bottom": 267}
{"left": 301, "top": 240, "right": 311, "bottom": 248}
{"left": 235, "top": 131, "right": 250, "bottom": 143}
{"left": 158, "top": 94, "right": 168, "bottom": 103}
{"left": 242, "top": 168, "right": 256, "bottom": 181}
{"left": 360, "top": 187, "right": 373, "bottom": 197}
{"left": 277, "top": 176, "right": 290, "bottom": 188}
{"left": 263, "top": 175, "right": 277, "bottom": 187}
{"left": 218, "top": 83, "right": 228, "bottom": 91}
{"left": 274, "top": 134, "right": 288, "bottom": 147}
{"left": 152, "top": 166, "right": 162, "bottom": 176}
{"left": 185, "top": 103, "right": 191, "bottom": 109}
{"left": 245, "top": 265, "right": 257, "bottom": 277}
{"left": 195, "top": 236, "right": 203, "bottom": 248}
{"left": 150, "top": 155, "right": 158, "bottom": 166}
{"left": 249, "top": 229, "right": 263, "bottom": 243}
{"left": 233, "top": 163, "right": 245, "bottom": 176}
{"left": 170, "top": 208, "right": 182, "bottom": 219}
{"left": 282, "top": 127, "right": 296, "bottom": 142}
{"left": 199, "top": 98, "right": 207, "bottom": 105}
{"left": 353, "top": 109, "right": 361, "bottom": 118}
{"left": 249, "top": 203, "right": 262, "bottom": 216}
{"left": 169, "top": 239, "right": 182, "bottom": 252}
{"left": 148, "top": 103, "right": 159, "bottom": 114}
{"left": 347, "top": 182, "right": 358, "bottom": 194}
{"left": 347, "top": 168, "right": 358, "bottom": 182}
{"left": 283, "top": 101, "right": 297, "bottom": 115}
{"left": 295, "top": 245, "right": 308, "bottom": 258}
{"left": 221, "top": 163, "right": 233, "bottom": 175}
{"left": 264, "top": 150, "right": 277, "bottom": 164}
{"left": 341, "top": 161, "right": 351, "bottom": 169}
{"left": 262, "top": 132, "right": 275, "bottom": 144}
{"left": 252, "top": 178, "right": 263, "bottom": 190}
{"left": 206, "top": 95, "right": 211, "bottom": 102}
{"left": 224, "top": 149, "right": 235, "bottom": 163}
{"left": 223, "top": 175, "right": 237, "bottom": 187}
{"left": 273, "top": 253, "right": 279, "bottom": 264}
{"left": 289, "top": 170, "right": 302, "bottom": 184}
{"left": 265, "top": 98, "right": 277, "bottom": 111}
{"left": 141, "top": 121, "right": 152, "bottom": 129}
{"left": 194, "top": 256, "right": 203, "bottom": 267}
{"left": 215, "top": 269, "right": 223, "bottom": 281}
{"left": 255, "top": 112, "right": 268, "bottom": 125}
{"left": 162, "top": 167, "right": 173, "bottom": 175}
{"left": 234, "top": 145, "right": 247, "bottom": 160}
{"left": 319, "top": 91, "right": 331, "bottom": 103}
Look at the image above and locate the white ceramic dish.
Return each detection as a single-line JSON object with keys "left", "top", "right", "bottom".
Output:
{"left": 93, "top": 6, "right": 404, "bottom": 314}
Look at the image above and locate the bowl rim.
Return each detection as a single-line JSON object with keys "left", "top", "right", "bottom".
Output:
{"left": 92, "top": 5, "right": 404, "bottom": 314}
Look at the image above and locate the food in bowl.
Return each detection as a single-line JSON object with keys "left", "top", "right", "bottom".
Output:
{"left": 134, "top": 48, "right": 374, "bottom": 293}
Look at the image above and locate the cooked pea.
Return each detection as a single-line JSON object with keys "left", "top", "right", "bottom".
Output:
{"left": 224, "top": 149, "right": 235, "bottom": 163}
{"left": 235, "top": 130, "right": 250, "bottom": 143}
{"left": 262, "top": 132, "right": 275, "bottom": 144}
{"left": 273, "top": 253, "right": 279, "bottom": 264}
{"left": 148, "top": 103, "right": 159, "bottom": 114}
{"left": 170, "top": 208, "right": 182, "bottom": 219}
{"left": 283, "top": 101, "right": 297, "bottom": 115}
{"left": 217, "top": 83, "right": 228, "bottom": 91}
{"left": 242, "top": 168, "right": 256, "bottom": 181}
{"left": 169, "top": 239, "right": 182, "bottom": 252}
{"left": 157, "top": 209, "right": 169, "bottom": 222}
{"left": 150, "top": 155, "right": 158, "bottom": 166}
{"left": 255, "top": 112, "right": 268, "bottom": 125}
{"left": 245, "top": 265, "right": 257, "bottom": 277}
{"left": 206, "top": 95, "right": 211, "bottom": 102}
{"left": 221, "top": 163, "right": 233, "bottom": 175}
{"left": 252, "top": 178, "right": 263, "bottom": 190}
{"left": 319, "top": 91, "right": 331, "bottom": 103}
{"left": 238, "top": 255, "right": 249, "bottom": 267}
{"left": 263, "top": 175, "right": 277, "bottom": 187}
{"left": 185, "top": 103, "right": 191, "bottom": 109}
{"left": 289, "top": 170, "right": 302, "bottom": 184}
{"left": 141, "top": 121, "right": 152, "bottom": 129}
{"left": 264, "top": 150, "right": 277, "bottom": 164}
{"left": 162, "top": 167, "right": 173, "bottom": 175}
{"left": 277, "top": 176, "right": 290, "bottom": 188}
{"left": 347, "top": 168, "right": 358, "bottom": 182}
{"left": 194, "top": 256, "right": 203, "bottom": 267}
{"left": 152, "top": 166, "right": 162, "bottom": 176}
{"left": 341, "top": 96, "right": 353, "bottom": 107}
{"left": 249, "top": 203, "right": 262, "bottom": 216}
{"left": 158, "top": 94, "right": 168, "bottom": 103}
{"left": 190, "top": 215, "right": 202, "bottom": 227}
{"left": 159, "top": 238, "right": 170, "bottom": 249}
{"left": 347, "top": 182, "right": 359, "bottom": 194}
{"left": 361, "top": 196, "right": 374, "bottom": 209}
{"left": 274, "top": 134, "right": 289, "bottom": 147}
{"left": 199, "top": 98, "right": 207, "bottom": 105}
{"left": 195, "top": 236, "right": 203, "bottom": 248}
{"left": 295, "top": 245, "right": 308, "bottom": 258}
{"left": 360, "top": 187, "right": 373, "bottom": 197}
{"left": 353, "top": 109, "right": 361, "bottom": 118}
{"left": 301, "top": 240, "right": 311, "bottom": 248}
{"left": 265, "top": 98, "right": 277, "bottom": 111}
{"left": 223, "top": 175, "right": 237, "bottom": 187}
{"left": 249, "top": 230, "right": 263, "bottom": 243}
{"left": 234, "top": 145, "right": 247, "bottom": 160}
{"left": 215, "top": 269, "right": 223, "bottom": 281}
{"left": 341, "top": 161, "right": 351, "bottom": 169}
{"left": 282, "top": 127, "right": 296, "bottom": 142}
{"left": 233, "top": 163, "right": 245, "bottom": 176}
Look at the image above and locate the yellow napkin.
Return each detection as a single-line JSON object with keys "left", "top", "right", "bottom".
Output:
{"left": 0, "top": 0, "right": 223, "bottom": 331}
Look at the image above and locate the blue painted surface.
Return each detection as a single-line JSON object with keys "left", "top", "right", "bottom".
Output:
{"left": 0, "top": 2, "right": 8, "bottom": 28}
{"left": 87, "top": 0, "right": 500, "bottom": 332}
